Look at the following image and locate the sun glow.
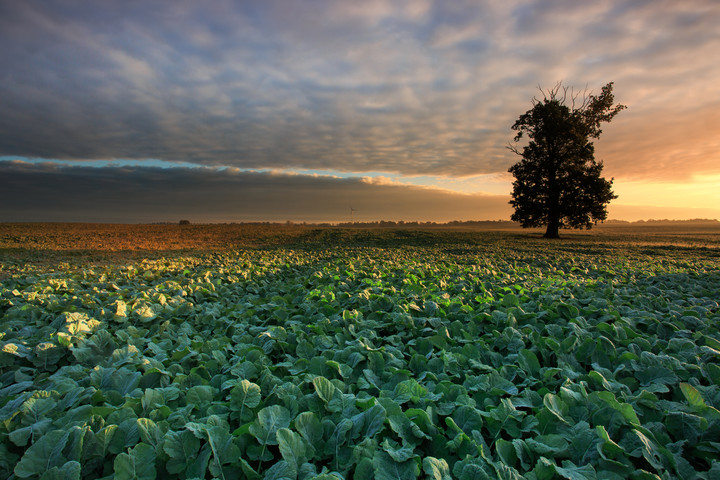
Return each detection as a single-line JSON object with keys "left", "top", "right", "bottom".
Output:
{"left": 612, "top": 175, "right": 720, "bottom": 210}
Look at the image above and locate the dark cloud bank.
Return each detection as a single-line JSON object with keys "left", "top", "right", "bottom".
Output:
{"left": 2, "top": 1, "right": 719, "bottom": 179}
{"left": 0, "top": 162, "right": 511, "bottom": 223}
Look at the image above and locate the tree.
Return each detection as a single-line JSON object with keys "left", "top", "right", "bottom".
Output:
{"left": 508, "top": 82, "right": 626, "bottom": 238}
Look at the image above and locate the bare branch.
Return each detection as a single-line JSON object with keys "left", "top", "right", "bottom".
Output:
{"left": 567, "top": 84, "right": 590, "bottom": 111}
{"left": 506, "top": 142, "right": 522, "bottom": 156}
{"left": 559, "top": 83, "right": 568, "bottom": 105}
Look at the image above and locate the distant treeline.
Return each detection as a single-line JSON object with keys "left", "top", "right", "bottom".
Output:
{"left": 148, "top": 220, "right": 520, "bottom": 227}
{"left": 147, "top": 218, "right": 719, "bottom": 227}
{"left": 603, "top": 218, "right": 720, "bottom": 226}
{"left": 329, "top": 218, "right": 719, "bottom": 228}
{"left": 332, "top": 220, "right": 519, "bottom": 228}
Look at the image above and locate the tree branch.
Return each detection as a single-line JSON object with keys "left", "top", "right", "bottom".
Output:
{"left": 506, "top": 142, "right": 522, "bottom": 156}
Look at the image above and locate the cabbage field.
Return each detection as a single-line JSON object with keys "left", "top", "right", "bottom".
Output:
{"left": 1, "top": 225, "right": 720, "bottom": 479}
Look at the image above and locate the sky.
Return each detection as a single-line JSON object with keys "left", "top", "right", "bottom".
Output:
{"left": 1, "top": 0, "right": 719, "bottom": 223}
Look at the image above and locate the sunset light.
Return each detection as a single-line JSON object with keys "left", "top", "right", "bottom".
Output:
{"left": 2, "top": 4, "right": 720, "bottom": 477}
{"left": 1, "top": 1, "right": 719, "bottom": 223}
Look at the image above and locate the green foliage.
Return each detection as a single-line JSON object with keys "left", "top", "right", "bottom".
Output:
{"left": 13, "top": 430, "right": 70, "bottom": 478}
{"left": 2, "top": 232, "right": 720, "bottom": 478}
{"left": 113, "top": 443, "right": 156, "bottom": 480}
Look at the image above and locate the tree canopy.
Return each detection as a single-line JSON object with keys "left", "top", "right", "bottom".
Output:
{"left": 508, "top": 82, "right": 626, "bottom": 238}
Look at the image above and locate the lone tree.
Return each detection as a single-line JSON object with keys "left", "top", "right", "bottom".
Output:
{"left": 508, "top": 82, "right": 625, "bottom": 238}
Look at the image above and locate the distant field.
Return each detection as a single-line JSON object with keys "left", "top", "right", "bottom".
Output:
{"left": 1, "top": 221, "right": 719, "bottom": 258}
{"left": 1, "top": 223, "right": 720, "bottom": 478}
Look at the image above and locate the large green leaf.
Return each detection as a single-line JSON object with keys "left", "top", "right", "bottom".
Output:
{"left": 665, "top": 411, "right": 707, "bottom": 445}
{"left": 113, "top": 442, "right": 156, "bottom": 480}
{"left": 518, "top": 349, "right": 541, "bottom": 375}
{"left": 277, "top": 427, "right": 314, "bottom": 472}
{"left": 108, "top": 418, "right": 140, "bottom": 455}
{"left": 635, "top": 366, "right": 678, "bottom": 388}
{"left": 422, "top": 457, "right": 452, "bottom": 480}
{"left": 352, "top": 404, "right": 387, "bottom": 439}
{"left": 295, "top": 411, "right": 323, "bottom": 446}
{"left": 526, "top": 434, "right": 569, "bottom": 457}
{"left": 327, "top": 418, "right": 353, "bottom": 455}
{"left": 554, "top": 460, "right": 598, "bottom": 480}
{"left": 38, "top": 461, "right": 81, "bottom": 480}
{"left": 389, "top": 414, "right": 430, "bottom": 445}
{"left": 312, "top": 376, "right": 338, "bottom": 404}
{"left": 32, "top": 341, "right": 65, "bottom": 369}
{"left": 631, "top": 429, "right": 667, "bottom": 472}
{"left": 249, "top": 405, "right": 292, "bottom": 446}
{"left": 186, "top": 385, "right": 216, "bottom": 412}
{"left": 543, "top": 393, "right": 570, "bottom": 424}
{"left": 680, "top": 382, "right": 720, "bottom": 420}
{"left": 381, "top": 438, "right": 416, "bottom": 462}
{"left": 84, "top": 424, "right": 118, "bottom": 460}
{"left": 62, "top": 311, "right": 99, "bottom": 336}
{"left": 110, "top": 367, "right": 142, "bottom": 396}
{"left": 590, "top": 391, "right": 640, "bottom": 431}
{"left": 136, "top": 418, "right": 164, "bottom": 450}
{"left": 451, "top": 405, "right": 484, "bottom": 436}
{"left": 373, "top": 450, "right": 419, "bottom": 480}
{"left": 263, "top": 460, "right": 296, "bottom": 480}
{"left": 206, "top": 425, "right": 241, "bottom": 479}
{"left": 229, "top": 379, "right": 262, "bottom": 415}
{"left": 163, "top": 430, "right": 201, "bottom": 475}
{"left": 533, "top": 457, "right": 598, "bottom": 480}
{"left": 14, "top": 430, "right": 70, "bottom": 478}
{"left": 594, "top": 425, "right": 624, "bottom": 460}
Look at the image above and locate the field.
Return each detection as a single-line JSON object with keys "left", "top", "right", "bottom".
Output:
{"left": 2, "top": 223, "right": 720, "bottom": 479}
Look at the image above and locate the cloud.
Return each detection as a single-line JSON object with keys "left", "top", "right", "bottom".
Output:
{"left": 3, "top": 161, "right": 712, "bottom": 223}
{"left": 0, "top": 0, "right": 718, "bottom": 181}
{"left": 0, "top": 161, "right": 512, "bottom": 223}
{"left": 598, "top": 103, "right": 720, "bottom": 180}
{"left": 361, "top": 175, "right": 402, "bottom": 186}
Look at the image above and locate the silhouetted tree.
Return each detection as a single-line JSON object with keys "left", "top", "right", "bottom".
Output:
{"left": 508, "top": 82, "right": 625, "bottom": 238}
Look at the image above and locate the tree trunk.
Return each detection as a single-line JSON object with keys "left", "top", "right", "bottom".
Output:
{"left": 545, "top": 152, "right": 561, "bottom": 239}
{"left": 544, "top": 220, "right": 560, "bottom": 238}
{"left": 545, "top": 184, "right": 561, "bottom": 238}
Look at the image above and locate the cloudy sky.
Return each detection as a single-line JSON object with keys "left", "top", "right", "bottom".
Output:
{"left": 1, "top": 0, "right": 719, "bottom": 223}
